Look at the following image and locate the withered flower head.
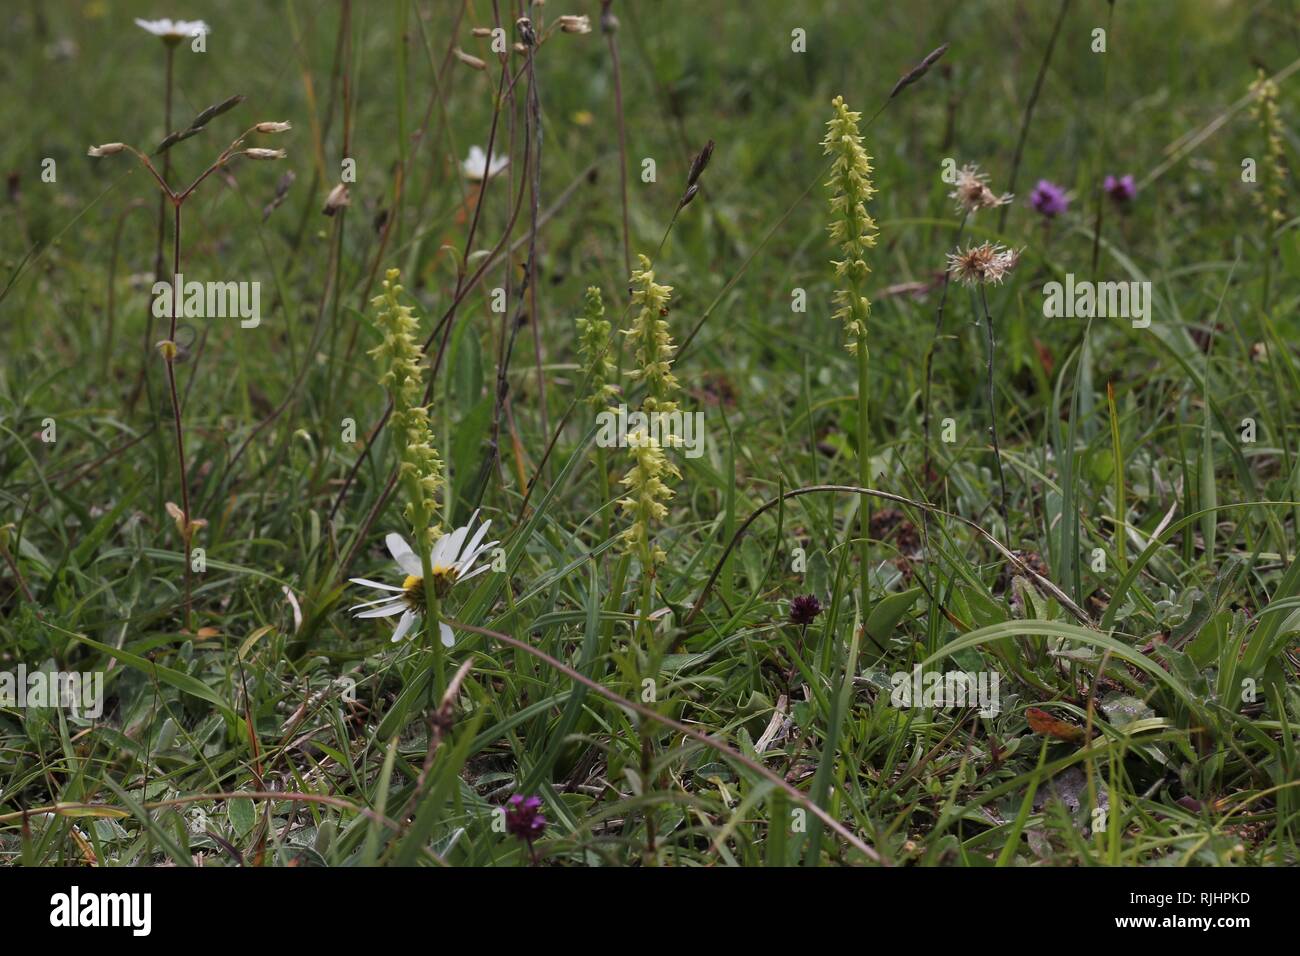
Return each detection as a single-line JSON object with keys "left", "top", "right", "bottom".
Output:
{"left": 322, "top": 182, "right": 350, "bottom": 216}
{"left": 949, "top": 163, "right": 1012, "bottom": 214}
{"left": 557, "top": 14, "right": 591, "bottom": 34}
{"left": 453, "top": 47, "right": 487, "bottom": 70}
{"left": 946, "top": 242, "right": 1021, "bottom": 286}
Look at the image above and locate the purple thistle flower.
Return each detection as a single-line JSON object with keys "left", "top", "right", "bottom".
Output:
{"left": 1104, "top": 173, "right": 1136, "bottom": 204}
{"left": 505, "top": 794, "right": 547, "bottom": 842}
{"left": 1029, "top": 179, "right": 1069, "bottom": 218}
{"left": 789, "top": 593, "right": 823, "bottom": 627}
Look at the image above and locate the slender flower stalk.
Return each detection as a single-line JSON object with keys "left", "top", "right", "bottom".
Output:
{"left": 823, "top": 95, "right": 878, "bottom": 625}
{"left": 946, "top": 242, "right": 1022, "bottom": 523}
{"left": 927, "top": 163, "right": 1011, "bottom": 481}
{"left": 88, "top": 114, "right": 288, "bottom": 630}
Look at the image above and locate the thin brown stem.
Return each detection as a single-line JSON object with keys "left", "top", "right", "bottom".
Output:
{"left": 164, "top": 200, "right": 194, "bottom": 630}
{"left": 604, "top": 1, "right": 632, "bottom": 277}
{"left": 999, "top": 0, "right": 1071, "bottom": 233}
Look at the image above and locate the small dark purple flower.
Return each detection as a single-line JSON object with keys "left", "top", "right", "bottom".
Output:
{"left": 789, "top": 593, "right": 823, "bottom": 627}
{"left": 505, "top": 794, "right": 546, "bottom": 842}
{"left": 1104, "top": 173, "right": 1136, "bottom": 204}
{"left": 1029, "top": 179, "right": 1069, "bottom": 218}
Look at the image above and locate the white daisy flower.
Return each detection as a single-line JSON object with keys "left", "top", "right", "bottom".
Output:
{"left": 461, "top": 145, "right": 509, "bottom": 182}
{"left": 348, "top": 511, "right": 498, "bottom": 647}
{"left": 134, "top": 18, "right": 211, "bottom": 42}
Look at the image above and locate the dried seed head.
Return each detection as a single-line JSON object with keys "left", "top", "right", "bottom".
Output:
{"left": 243, "top": 148, "right": 286, "bottom": 160}
{"left": 323, "top": 182, "right": 350, "bottom": 216}
{"left": 946, "top": 242, "right": 1021, "bottom": 286}
{"left": 88, "top": 143, "right": 127, "bottom": 157}
{"left": 678, "top": 183, "right": 700, "bottom": 210}
{"left": 516, "top": 17, "right": 537, "bottom": 46}
{"left": 255, "top": 121, "right": 292, "bottom": 134}
{"left": 453, "top": 47, "right": 487, "bottom": 70}
{"left": 471, "top": 26, "right": 493, "bottom": 37}
{"left": 557, "top": 14, "right": 591, "bottom": 33}
{"left": 949, "top": 163, "right": 1012, "bottom": 214}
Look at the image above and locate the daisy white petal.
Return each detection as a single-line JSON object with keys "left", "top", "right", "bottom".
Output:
{"left": 357, "top": 602, "right": 406, "bottom": 619}
{"left": 439, "top": 621, "right": 455, "bottom": 648}
{"left": 457, "top": 535, "right": 496, "bottom": 572}
{"left": 385, "top": 532, "right": 422, "bottom": 576}
{"left": 430, "top": 531, "right": 454, "bottom": 569}
{"left": 459, "top": 519, "right": 493, "bottom": 567}
{"left": 391, "top": 610, "right": 418, "bottom": 642}
{"left": 457, "top": 564, "right": 492, "bottom": 583}
{"left": 349, "top": 593, "right": 406, "bottom": 611}
{"left": 348, "top": 577, "right": 405, "bottom": 592}
{"left": 443, "top": 512, "right": 477, "bottom": 563}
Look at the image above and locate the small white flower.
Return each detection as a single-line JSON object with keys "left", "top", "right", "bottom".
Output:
{"left": 134, "top": 18, "right": 210, "bottom": 41}
{"left": 349, "top": 511, "right": 498, "bottom": 646}
{"left": 461, "top": 145, "right": 509, "bottom": 182}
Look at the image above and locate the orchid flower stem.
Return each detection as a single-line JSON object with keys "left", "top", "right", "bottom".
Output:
{"left": 857, "top": 329, "right": 871, "bottom": 628}
{"left": 637, "top": 550, "right": 658, "bottom": 864}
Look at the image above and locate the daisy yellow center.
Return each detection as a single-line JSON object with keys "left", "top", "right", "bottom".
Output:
{"left": 401, "top": 574, "right": 426, "bottom": 610}
{"left": 403, "top": 568, "right": 457, "bottom": 605}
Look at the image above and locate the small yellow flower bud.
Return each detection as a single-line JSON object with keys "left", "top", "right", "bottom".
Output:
{"left": 156, "top": 339, "right": 179, "bottom": 361}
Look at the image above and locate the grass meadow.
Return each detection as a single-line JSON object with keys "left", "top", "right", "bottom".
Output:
{"left": 1, "top": 0, "right": 1298, "bottom": 869}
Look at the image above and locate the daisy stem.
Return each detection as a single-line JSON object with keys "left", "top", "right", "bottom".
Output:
{"left": 420, "top": 544, "right": 445, "bottom": 699}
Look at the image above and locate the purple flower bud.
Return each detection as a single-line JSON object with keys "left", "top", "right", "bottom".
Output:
{"left": 1029, "top": 179, "right": 1069, "bottom": 218}
{"left": 789, "top": 593, "right": 823, "bottom": 627}
{"left": 505, "top": 794, "right": 547, "bottom": 842}
{"left": 1104, "top": 173, "right": 1136, "bottom": 204}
